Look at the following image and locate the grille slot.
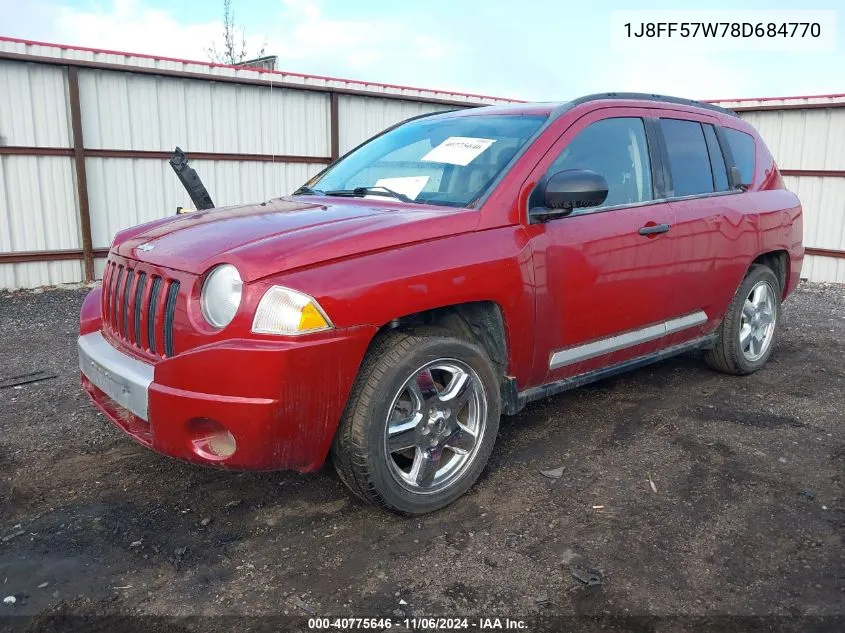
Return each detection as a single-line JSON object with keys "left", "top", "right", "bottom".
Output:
{"left": 163, "top": 281, "right": 180, "bottom": 357}
{"left": 111, "top": 266, "right": 124, "bottom": 329}
{"left": 121, "top": 269, "right": 134, "bottom": 338}
{"left": 101, "top": 259, "right": 180, "bottom": 358}
{"left": 133, "top": 271, "right": 147, "bottom": 346}
{"left": 147, "top": 276, "right": 163, "bottom": 355}
{"left": 102, "top": 260, "right": 114, "bottom": 322}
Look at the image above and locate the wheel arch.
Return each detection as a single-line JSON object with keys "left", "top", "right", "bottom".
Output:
{"left": 751, "top": 249, "right": 790, "bottom": 298}
{"left": 374, "top": 300, "right": 509, "bottom": 377}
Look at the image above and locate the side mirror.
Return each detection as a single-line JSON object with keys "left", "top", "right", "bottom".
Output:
{"left": 529, "top": 169, "right": 609, "bottom": 222}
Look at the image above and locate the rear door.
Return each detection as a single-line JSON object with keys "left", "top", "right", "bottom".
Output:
{"left": 524, "top": 109, "right": 680, "bottom": 385}
{"left": 657, "top": 115, "right": 746, "bottom": 332}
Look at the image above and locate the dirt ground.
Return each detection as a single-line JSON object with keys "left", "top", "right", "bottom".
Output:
{"left": 0, "top": 283, "right": 843, "bottom": 632}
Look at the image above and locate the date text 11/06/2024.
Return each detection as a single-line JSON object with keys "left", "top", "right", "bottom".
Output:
{"left": 307, "top": 617, "right": 528, "bottom": 629}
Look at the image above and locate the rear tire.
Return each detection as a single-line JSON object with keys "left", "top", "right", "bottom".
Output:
{"left": 704, "top": 264, "right": 782, "bottom": 375}
{"left": 332, "top": 327, "right": 500, "bottom": 515}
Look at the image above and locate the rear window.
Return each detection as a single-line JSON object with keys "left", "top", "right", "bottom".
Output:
{"left": 724, "top": 128, "right": 756, "bottom": 185}
{"left": 660, "top": 119, "right": 714, "bottom": 197}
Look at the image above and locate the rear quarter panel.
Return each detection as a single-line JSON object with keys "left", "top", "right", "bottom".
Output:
{"left": 688, "top": 189, "right": 802, "bottom": 326}
{"left": 718, "top": 115, "right": 804, "bottom": 304}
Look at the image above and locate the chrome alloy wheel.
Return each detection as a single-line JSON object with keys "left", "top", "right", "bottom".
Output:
{"left": 384, "top": 360, "right": 487, "bottom": 494}
{"left": 740, "top": 280, "right": 777, "bottom": 361}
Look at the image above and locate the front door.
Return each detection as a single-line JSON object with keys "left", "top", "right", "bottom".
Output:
{"left": 526, "top": 110, "right": 681, "bottom": 385}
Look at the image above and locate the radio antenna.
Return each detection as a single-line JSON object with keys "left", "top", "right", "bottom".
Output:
{"left": 270, "top": 72, "right": 276, "bottom": 198}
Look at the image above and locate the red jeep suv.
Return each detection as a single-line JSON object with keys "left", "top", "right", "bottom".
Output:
{"left": 78, "top": 93, "right": 803, "bottom": 514}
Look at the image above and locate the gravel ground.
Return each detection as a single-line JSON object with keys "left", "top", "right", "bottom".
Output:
{"left": 0, "top": 283, "right": 843, "bottom": 632}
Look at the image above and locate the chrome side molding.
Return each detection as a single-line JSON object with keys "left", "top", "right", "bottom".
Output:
{"left": 549, "top": 311, "right": 708, "bottom": 370}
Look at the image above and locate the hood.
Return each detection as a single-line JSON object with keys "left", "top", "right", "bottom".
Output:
{"left": 114, "top": 197, "right": 479, "bottom": 281}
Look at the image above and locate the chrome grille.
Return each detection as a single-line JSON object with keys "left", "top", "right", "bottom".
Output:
{"left": 102, "top": 260, "right": 179, "bottom": 358}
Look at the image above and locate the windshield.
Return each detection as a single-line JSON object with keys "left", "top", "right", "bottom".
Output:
{"left": 301, "top": 114, "right": 547, "bottom": 207}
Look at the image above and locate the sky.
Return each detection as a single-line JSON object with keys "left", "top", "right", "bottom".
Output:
{"left": 1, "top": 0, "right": 843, "bottom": 102}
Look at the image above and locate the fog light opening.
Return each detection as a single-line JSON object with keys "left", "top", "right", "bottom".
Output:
{"left": 189, "top": 418, "right": 237, "bottom": 460}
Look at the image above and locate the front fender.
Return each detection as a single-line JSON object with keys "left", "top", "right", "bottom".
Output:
{"left": 262, "top": 227, "right": 537, "bottom": 387}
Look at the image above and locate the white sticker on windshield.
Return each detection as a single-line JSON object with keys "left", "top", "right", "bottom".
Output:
{"left": 373, "top": 176, "right": 429, "bottom": 200}
{"left": 421, "top": 137, "right": 496, "bottom": 166}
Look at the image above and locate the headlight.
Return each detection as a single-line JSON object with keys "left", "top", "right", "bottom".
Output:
{"left": 201, "top": 264, "right": 243, "bottom": 328}
{"left": 252, "top": 286, "right": 333, "bottom": 335}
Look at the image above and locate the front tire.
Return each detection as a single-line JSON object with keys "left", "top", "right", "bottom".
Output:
{"left": 704, "top": 264, "right": 782, "bottom": 375}
{"left": 332, "top": 328, "right": 500, "bottom": 515}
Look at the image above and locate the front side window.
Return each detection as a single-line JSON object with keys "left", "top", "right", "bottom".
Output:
{"left": 303, "top": 114, "right": 547, "bottom": 207}
{"left": 660, "top": 119, "right": 714, "bottom": 197}
{"left": 548, "top": 117, "right": 653, "bottom": 210}
{"left": 723, "top": 128, "right": 756, "bottom": 186}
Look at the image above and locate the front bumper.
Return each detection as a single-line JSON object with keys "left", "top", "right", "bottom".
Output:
{"left": 79, "top": 323, "right": 376, "bottom": 472}
{"left": 79, "top": 332, "right": 153, "bottom": 420}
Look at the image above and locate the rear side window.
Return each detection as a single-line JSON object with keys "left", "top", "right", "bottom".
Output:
{"left": 549, "top": 117, "right": 653, "bottom": 209}
{"left": 660, "top": 119, "right": 714, "bottom": 197}
{"left": 724, "top": 128, "right": 756, "bottom": 185}
{"left": 703, "top": 124, "right": 729, "bottom": 191}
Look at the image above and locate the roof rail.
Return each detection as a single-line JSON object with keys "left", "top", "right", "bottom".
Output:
{"left": 567, "top": 92, "right": 739, "bottom": 117}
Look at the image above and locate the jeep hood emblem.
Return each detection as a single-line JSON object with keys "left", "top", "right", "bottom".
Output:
{"left": 137, "top": 242, "right": 155, "bottom": 252}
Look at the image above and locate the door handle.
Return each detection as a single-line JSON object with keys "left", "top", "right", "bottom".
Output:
{"left": 638, "top": 223, "right": 671, "bottom": 236}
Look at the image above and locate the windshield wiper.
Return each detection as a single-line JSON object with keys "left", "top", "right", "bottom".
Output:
{"left": 324, "top": 186, "right": 415, "bottom": 203}
{"left": 292, "top": 185, "right": 324, "bottom": 196}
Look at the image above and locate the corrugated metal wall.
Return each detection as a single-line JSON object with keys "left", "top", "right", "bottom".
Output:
{"left": 737, "top": 108, "right": 845, "bottom": 282}
{"left": 79, "top": 71, "right": 331, "bottom": 156}
{"left": 78, "top": 69, "right": 332, "bottom": 253}
{"left": 84, "top": 158, "right": 318, "bottom": 249}
{"left": 0, "top": 37, "right": 508, "bottom": 105}
{"left": 784, "top": 176, "right": 845, "bottom": 282}
{"left": 337, "top": 95, "right": 454, "bottom": 154}
{"left": 0, "top": 37, "right": 516, "bottom": 289}
{"left": 0, "top": 61, "right": 71, "bottom": 146}
{"left": 714, "top": 95, "right": 845, "bottom": 109}
{"left": 2, "top": 37, "right": 843, "bottom": 288}
{"left": 711, "top": 96, "right": 845, "bottom": 283}
{"left": 0, "top": 60, "right": 83, "bottom": 289}
{"left": 0, "top": 157, "right": 82, "bottom": 289}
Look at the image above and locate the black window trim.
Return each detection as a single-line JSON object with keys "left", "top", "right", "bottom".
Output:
{"left": 712, "top": 125, "right": 737, "bottom": 175}
{"left": 528, "top": 114, "right": 748, "bottom": 222}
{"left": 702, "top": 123, "right": 729, "bottom": 192}
{"left": 651, "top": 116, "right": 746, "bottom": 203}
{"left": 557, "top": 183, "right": 745, "bottom": 219}
{"left": 642, "top": 117, "right": 666, "bottom": 198}
{"left": 645, "top": 117, "right": 672, "bottom": 198}
{"left": 534, "top": 183, "right": 746, "bottom": 221}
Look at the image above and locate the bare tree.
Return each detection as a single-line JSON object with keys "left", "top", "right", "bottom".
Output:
{"left": 206, "top": 0, "right": 265, "bottom": 65}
